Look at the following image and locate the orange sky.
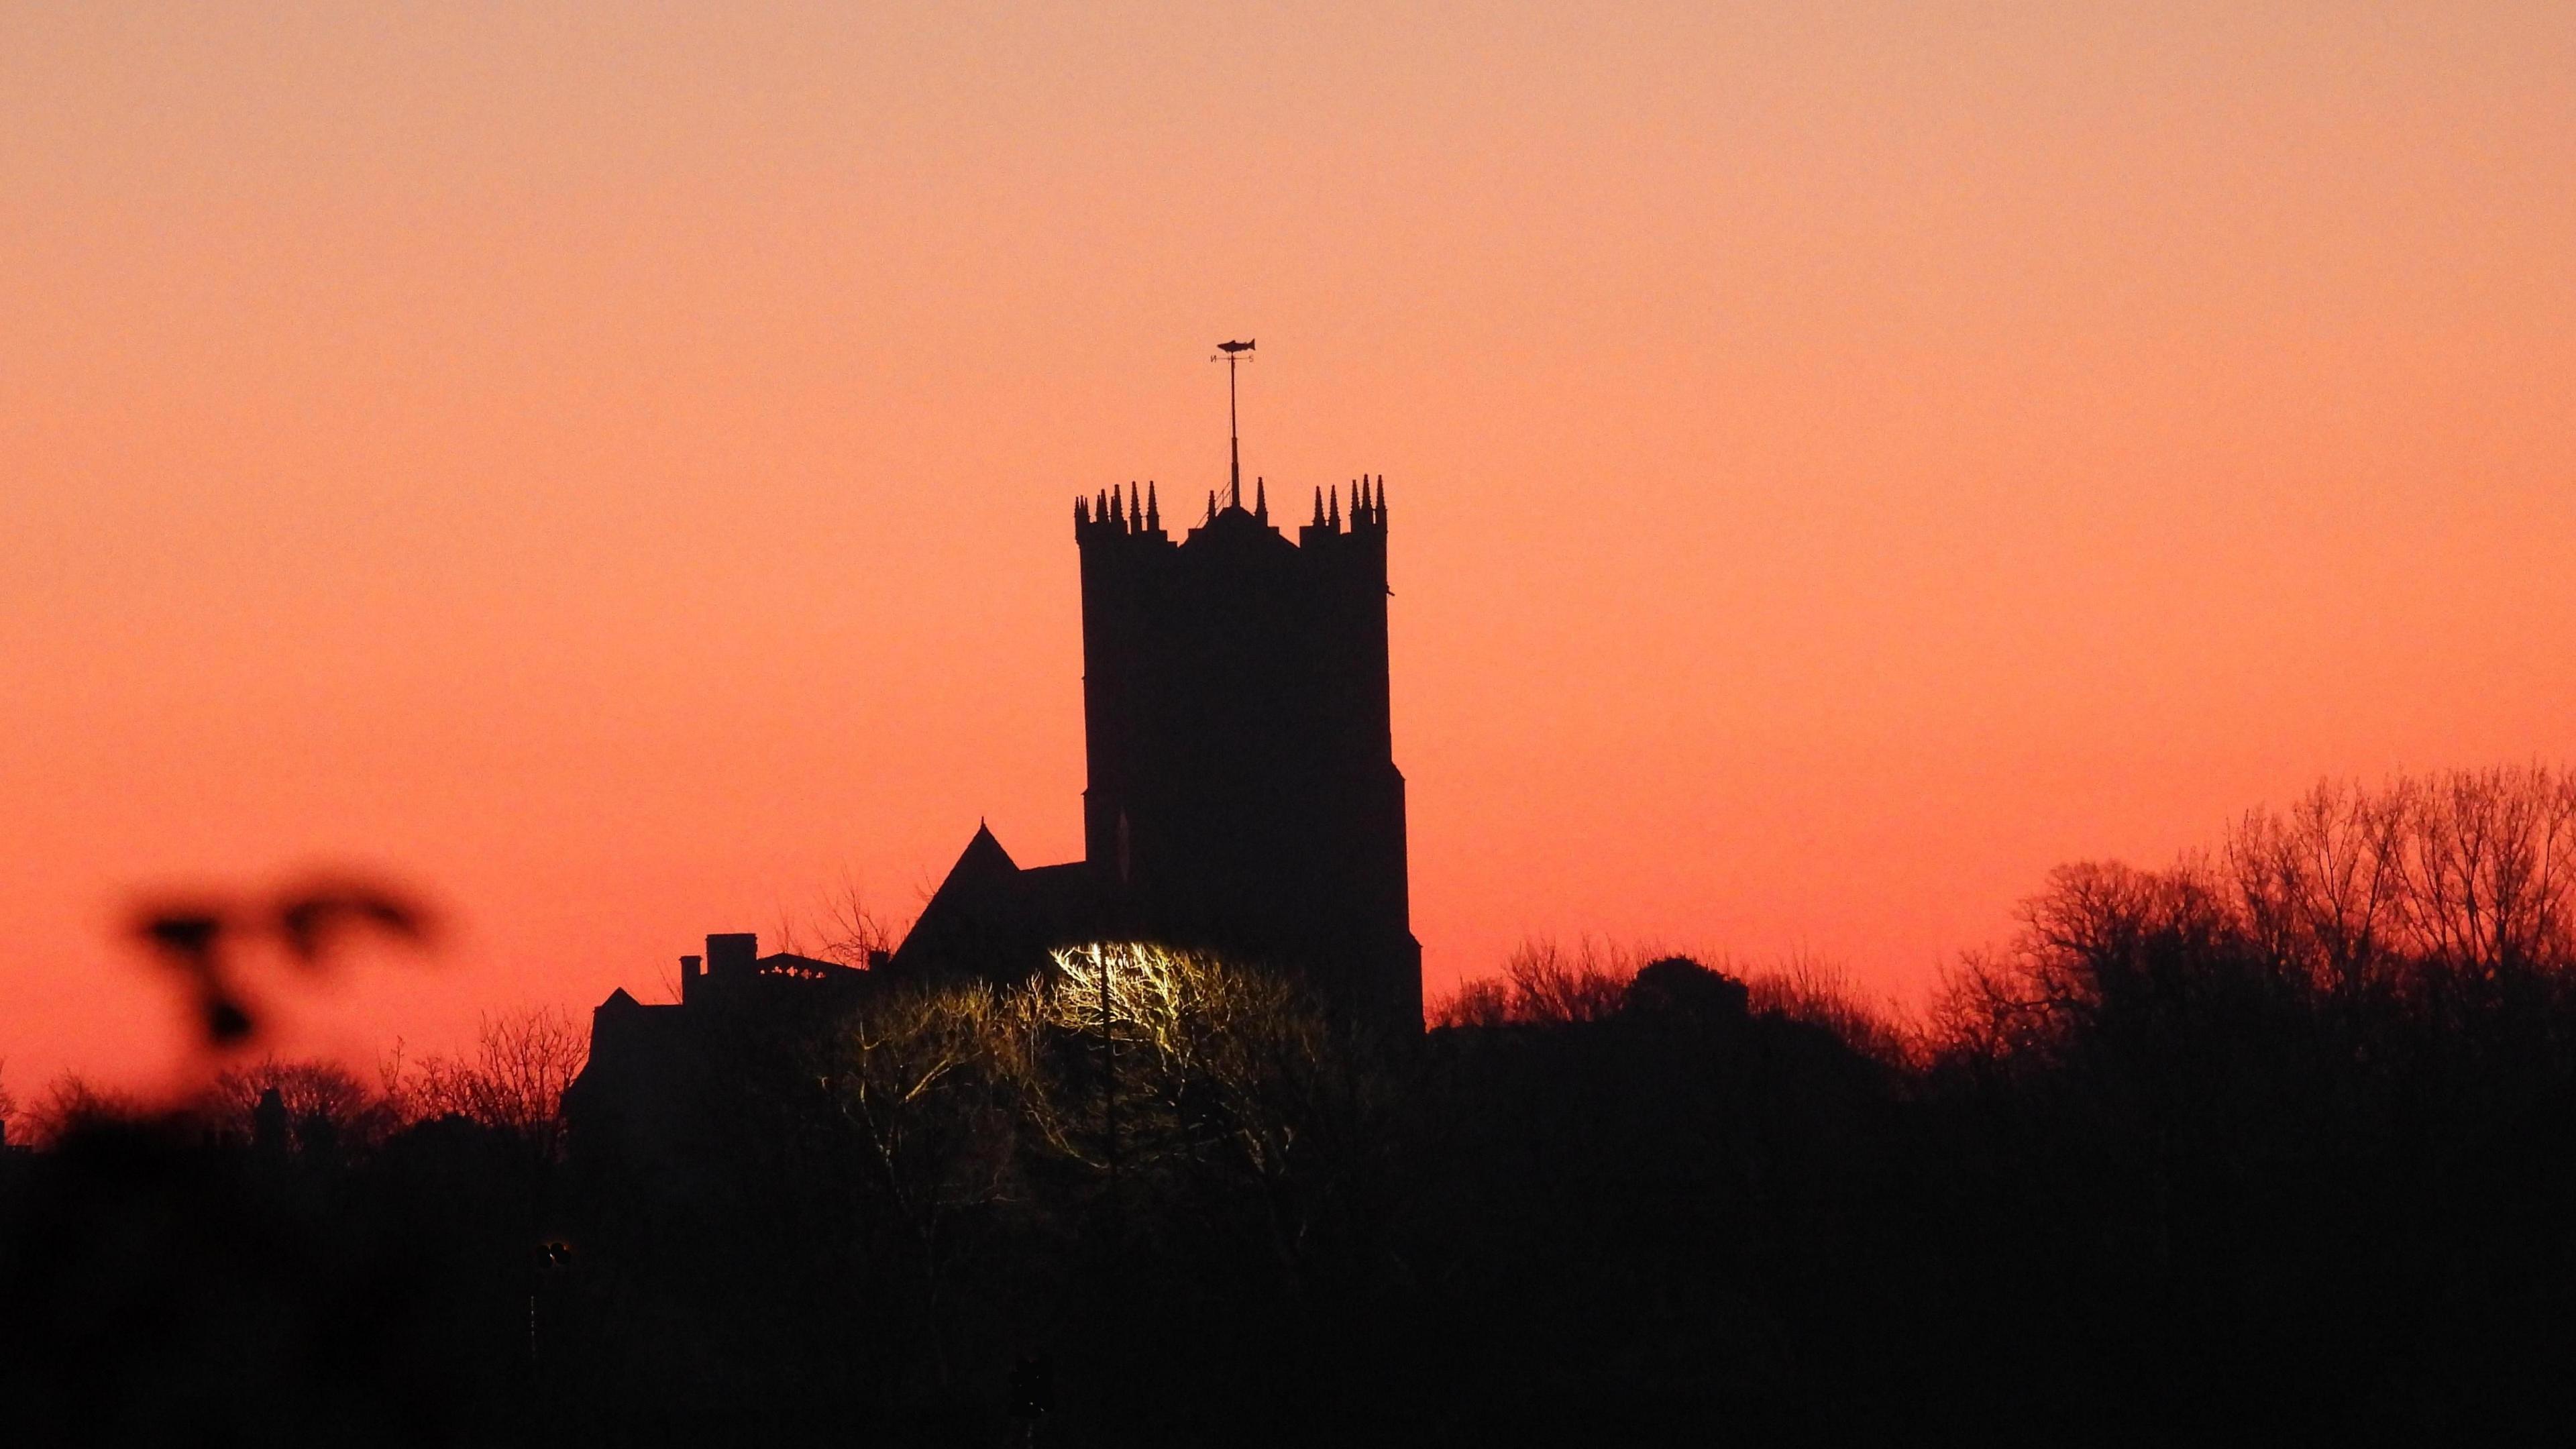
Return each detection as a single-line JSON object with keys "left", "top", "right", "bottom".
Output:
{"left": 5, "top": 3, "right": 2573, "bottom": 1091}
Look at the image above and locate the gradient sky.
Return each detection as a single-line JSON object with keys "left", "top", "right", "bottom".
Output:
{"left": 5, "top": 2, "right": 2572, "bottom": 1091}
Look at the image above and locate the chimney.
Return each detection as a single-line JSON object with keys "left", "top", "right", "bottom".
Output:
{"left": 707, "top": 933, "right": 759, "bottom": 980}
{"left": 680, "top": 953, "right": 704, "bottom": 1006}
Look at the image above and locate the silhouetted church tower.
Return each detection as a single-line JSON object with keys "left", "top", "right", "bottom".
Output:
{"left": 887, "top": 342, "right": 1422, "bottom": 1028}
{"left": 1072, "top": 459, "right": 1419, "bottom": 1026}
{"left": 1067, "top": 341, "right": 1419, "bottom": 1024}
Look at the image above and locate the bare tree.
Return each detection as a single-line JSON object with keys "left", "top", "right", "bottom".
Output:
{"left": 2388, "top": 766, "right": 2576, "bottom": 980}
{"left": 775, "top": 872, "right": 908, "bottom": 970}
{"left": 1748, "top": 949, "right": 1919, "bottom": 1067}
{"left": 392, "top": 1008, "right": 589, "bottom": 1158}
{"left": 1935, "top": 766, "right": 2576, "bottom": 1075}
{"left": 19, "top": 1073, "right": 146, "bottom": 1145}
{"left": 1439, "top": 936, "right": 1917, "bottom": 1062}
{"left": 1432, "top": 977, "right": 1513, "bottom": 1028}
{"left": 2223, "top": 767, "right": 2576, "bottom": 995}
{"left": 1931, "top": 857, "right": 2249, "bottom": 1069}
{"left": 816, "top": 872, "right": 906, "bottom": 969}
{"left": 208, "top": 1056, "right": 398, "bottom": 1152}
{"left": 2228, "top": 777, "right": 2406, "bottom": 997}
{"left": 1430, "top": 938, "right": 1638, "bottom": 1026}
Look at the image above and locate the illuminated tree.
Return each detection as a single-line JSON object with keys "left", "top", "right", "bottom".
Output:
{"left": 823, "top": 979, "right": 1030, "bottom": 1380}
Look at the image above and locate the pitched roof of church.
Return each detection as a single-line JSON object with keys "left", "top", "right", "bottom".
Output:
{"left": 885, "top": 823, "right": 1099, "bottom": 983}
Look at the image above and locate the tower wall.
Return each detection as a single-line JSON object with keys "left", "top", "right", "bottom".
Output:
{"left": 1073, "top": 480, "right": 1421, "bottom": 1028}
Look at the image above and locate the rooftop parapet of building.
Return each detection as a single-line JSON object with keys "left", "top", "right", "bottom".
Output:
{"left": 674, "top": 932, "right": 871, "bottom": 1007}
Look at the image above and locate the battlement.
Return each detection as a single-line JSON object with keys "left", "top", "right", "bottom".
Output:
{"left": 1075, "top": 474, "right": 1389, "bottom": 558}
{"left": 1074, "top": 480, "right": 1171, "bottom": 544}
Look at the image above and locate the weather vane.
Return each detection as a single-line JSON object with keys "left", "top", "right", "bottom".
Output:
{"left": 1212, "top": 339, "right": 1254, "bottom": 505}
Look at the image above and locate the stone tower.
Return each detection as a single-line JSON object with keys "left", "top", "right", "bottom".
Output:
{"left": 1068, "top": 471, "right": 1421, "bottom": 1027}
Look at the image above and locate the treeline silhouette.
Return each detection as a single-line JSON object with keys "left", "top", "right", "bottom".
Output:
{"left": 5, "top": 768, "right": 2575, "bottom": 1445}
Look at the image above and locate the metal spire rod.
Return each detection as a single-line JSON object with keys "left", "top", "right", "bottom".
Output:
{"left": 1214, "top": 339, "right": 1254, "bottom": 507}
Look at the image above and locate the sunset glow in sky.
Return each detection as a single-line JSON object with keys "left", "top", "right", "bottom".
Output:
{"left": 6, "top": 3, "right": 2572, "bottom": 1089}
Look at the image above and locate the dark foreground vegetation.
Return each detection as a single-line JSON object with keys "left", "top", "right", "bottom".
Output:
{"left": 7, "top": 768, "right": 2576, "bottom": 1446}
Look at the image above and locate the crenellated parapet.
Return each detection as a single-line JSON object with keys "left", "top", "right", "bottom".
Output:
{"left": 1076, "top": 472, "right": 1389, "bottom": 571}
{"left": 1074, "top": 480, "right": 1169, "bottom": 544}
{"left": 1298, "top": 474, "right": 1389, "bottom": 561}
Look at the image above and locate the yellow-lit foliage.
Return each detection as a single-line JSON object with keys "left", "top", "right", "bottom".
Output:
{"left": 820, "top": 943, "right": 1383, "bottom": 1288}
{"left": 1036, "top": 943, "right": 1349, "bottom": 1182}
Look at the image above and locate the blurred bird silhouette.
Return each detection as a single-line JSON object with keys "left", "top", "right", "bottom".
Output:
{"left": 131, "top": 875, "right": 437, "bottom": 1051}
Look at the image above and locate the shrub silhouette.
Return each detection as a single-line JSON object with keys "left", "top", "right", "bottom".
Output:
{"left": 1622, "top": 955, "right": 1752, "bottom": 1023}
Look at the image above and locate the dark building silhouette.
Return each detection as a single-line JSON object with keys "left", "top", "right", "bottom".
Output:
{"left": 567, "top": 933, "right": 870, "bottom": 1191}
{"left": 573, "top": 385, "right": 1426, "bottom": 1155}
{"left": 888, "top": 466, "right": 1423, "bottom": 1029}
